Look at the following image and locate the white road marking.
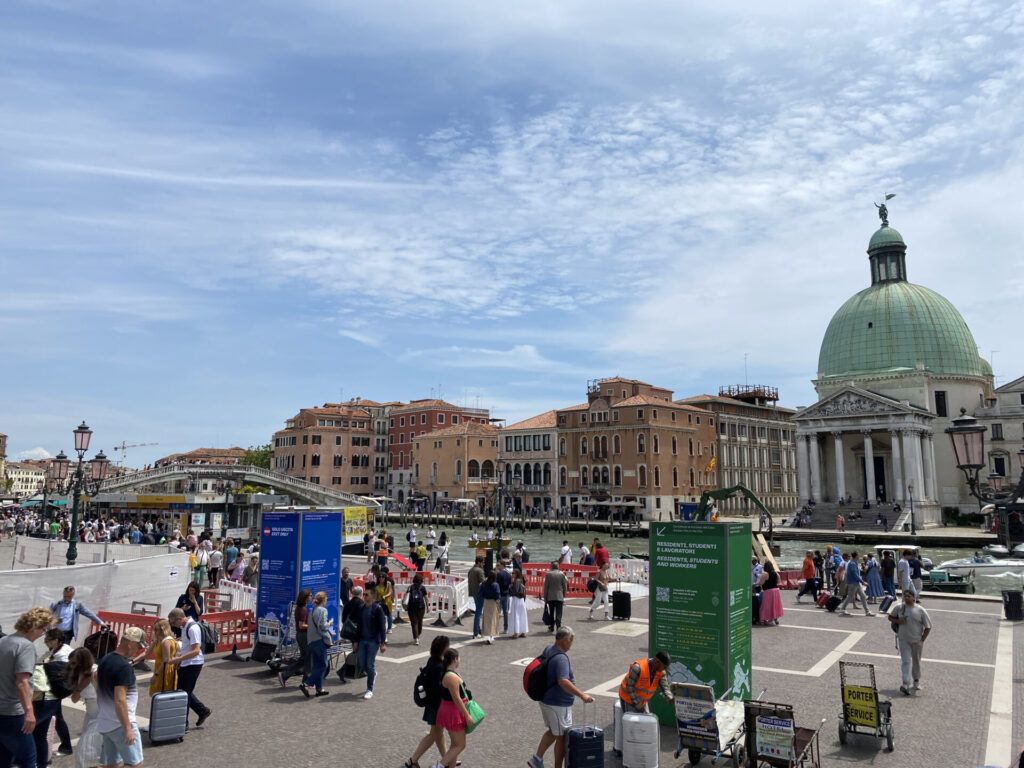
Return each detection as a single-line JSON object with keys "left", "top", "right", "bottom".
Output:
{"left": 845, "top": 651, "right": 995, "bottom": 669}
{"left": 754, "top": 631, "right": 866, "bottom": 677}
{"left": 983, "top": 619, "right": 1015, "bottom": 767}
{"left": 585, "top": 674, "right": 627, "bottom": 698}
{"left": 592, "top": 622, "right": 648, "bottom": 638}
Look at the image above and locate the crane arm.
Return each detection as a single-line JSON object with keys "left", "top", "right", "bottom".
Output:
{"left": 695, "top": 484, "right": 774, "bottom": 534}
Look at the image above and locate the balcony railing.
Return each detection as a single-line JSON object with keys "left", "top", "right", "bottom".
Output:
{"left": 452, "top": 474, "right": 462, "bottom": 483}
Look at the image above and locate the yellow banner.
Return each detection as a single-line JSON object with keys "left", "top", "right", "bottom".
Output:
{"left": 704, "top": 457, "right": 716, "bottom": 472}
{"left": 842, "top": 685, "right": 878, "bottom": 727}
{"left": 343, "top": 507, "right": 368, "bottom": 543}
{"left": 137, "top": 495, "right": 186, "bottom": 504}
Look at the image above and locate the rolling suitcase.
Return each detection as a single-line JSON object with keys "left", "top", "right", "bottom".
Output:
{"left": 566, "top": 702, "right": 604, "bottom": 767}
{"left": 622, "top": 711, "right": 659, "bottom": 768}
{"left": 879, "top": 595, "right": 896, "bottom": 613}
{"left": 148, "top": 690, "right": 188, "bottom": 745}
{"left": 815, "top": 590, "right": 832, "bottom": 608}
{"left": 613, "top": 697, "right": 624, "bottom": 755}
{"left": 250, "top": 641, "right": 276, "bottom": 664}
{"left": 825, "top": 595, "right": 842, "bottom": 613}
{"left": 612, "top": 589, "right": 631, "bottom": 621}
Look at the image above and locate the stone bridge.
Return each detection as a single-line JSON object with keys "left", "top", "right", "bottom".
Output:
{"left": 99, "top": 464, "right": 380, "bottom": 509}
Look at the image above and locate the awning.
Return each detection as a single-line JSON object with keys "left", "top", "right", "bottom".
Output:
{"left": 572, "top": 499, "right": 642, "bottom": 507}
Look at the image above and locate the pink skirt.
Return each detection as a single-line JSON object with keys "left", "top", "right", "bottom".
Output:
{"left": 759, "top": 587, "right": 784, "bottom": 623}
{"left": 436, "top": 699, "right": 467, "bottom": 731}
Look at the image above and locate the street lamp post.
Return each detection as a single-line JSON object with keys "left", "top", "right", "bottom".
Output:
{"left": 481, "top": 461, "right": 520, "bottom": 562}
{"left": 49, "top": 422, "right": 110, "bottom": 565}
{"left": 945, "top": 408, "right": 1024, "bottom": 547}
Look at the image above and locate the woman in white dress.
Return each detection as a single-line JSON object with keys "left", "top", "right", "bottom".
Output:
{"left": 508, "top": 569, "right": 529, "bottom": 638}
{"left": 68, "top": 647, "right": 100, "bottom": 768}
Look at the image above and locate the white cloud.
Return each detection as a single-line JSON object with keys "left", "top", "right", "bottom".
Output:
{"left": 15, "top": 447, "right": 51, "bottom": 461}
{"left": 401, "top": 345, "right": 583, "bottom": 374}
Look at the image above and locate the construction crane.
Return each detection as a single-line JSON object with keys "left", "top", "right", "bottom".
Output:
{"left": 111, "top": 441, "right": 159, "bottom": 466}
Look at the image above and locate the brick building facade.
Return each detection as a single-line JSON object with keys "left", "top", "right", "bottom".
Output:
{"left": 410, "top": 422, "right": 500, "bottom": 506}
{"left": 272, "top": 404, "right": 374, "bottom": 490}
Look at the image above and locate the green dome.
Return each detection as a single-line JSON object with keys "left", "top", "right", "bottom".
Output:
{"left": 868, "top": 226, "right": 904, "bottom": 250}
{"left": 818, "top": 282, "right": 985, "bottom": 379}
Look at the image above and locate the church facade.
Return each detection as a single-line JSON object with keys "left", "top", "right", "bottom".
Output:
{"left": 793, "top": 208, "right": 997, "bottom": 525}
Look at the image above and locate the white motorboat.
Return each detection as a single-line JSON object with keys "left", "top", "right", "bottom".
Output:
{"left": 936, "top": 555, "right": 1024, "bottom": 576}
{"left": 983, "top": 543, "right": 1011, "bottom": 558}
{"left": 1013, "top": 543, "right": 1024, "bottom": 558}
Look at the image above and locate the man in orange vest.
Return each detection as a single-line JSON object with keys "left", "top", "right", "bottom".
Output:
{"left": 618, "top": 651, "right": 674, "bottom": 713}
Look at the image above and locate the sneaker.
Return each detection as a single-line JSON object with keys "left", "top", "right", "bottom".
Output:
{"left": 588, "top": 611, "right": 594, "bottom": 620}
{"left": 841, "top": 610, "right": 851, "bottom": 616}
{"left": 899, "top": 686, "right": 910, "bottom": 696}
{"left": 414, "top": 638, "right": 420, "bottom": 645}
{"left": 528, "top": 755, "right": 545, "bottom": 768}
{"left": 299, "top": 683, "right": 310, "bottom": 698}
{"left": 912, "top": 681, "right": 920, "bottom": 691}
{"left": 363, "top": 690, "right": 374, "bottom": 699}
{"left": 55, "top": 747, "right": 73, "bottom": 757}
{"left": 195, "top": 709, "right": 212, "bottom": 728}
{"left": 315, "top": 690, "right": 330, "bottom": 697}
{"left": 865, "top": 612, "right": 875, "bottom": 617}
{"left": 604, "top": 615, "right": 611, "bottom": 621}
{"left": 486, "top": 637, "right": 493, "bottom": 644}
{"left": 336, "top": 669, "right": 348, "bottom": 684}
{"left": 278, "top": 671, "right": 287, "bottom": 688}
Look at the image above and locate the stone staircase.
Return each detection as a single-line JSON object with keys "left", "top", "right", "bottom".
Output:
{"left": 786, "top": 501, "right": 907, "bottom": 532}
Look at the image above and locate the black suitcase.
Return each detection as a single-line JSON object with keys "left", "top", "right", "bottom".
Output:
{"left": 567, "top": 702, "right": 604, "bottom": 767}
{"left": 343, "top": 651, "right": 366, "bottom": 679}
{"left": 612, "top": 590, "right": 631, "bottom": 621}
{"left": 826, "top": 595, "right": 842, "bottom": 613}
{"left": 879, "top": 595, "right": 896, "bottom": 613}
{"left": 148, "top": 690, "right": 188, "bottom": 744}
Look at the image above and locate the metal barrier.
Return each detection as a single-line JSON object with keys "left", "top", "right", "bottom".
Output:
{"left": 521, "top": 563, "right": 597, "bottom": 599}
{"left": 216, "top": 579, "right": 257, "bottom": 612}
{"left": 352, "top": 572, "right": 471, "bottom": 625}
{"left": 608, "top": 559, "right": 649, "bottom": 585}
{"left": 92, "top": 607, "right": 255, "bottom": 655}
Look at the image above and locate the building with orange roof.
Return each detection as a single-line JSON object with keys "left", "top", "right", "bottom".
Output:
{"left": 677, "top": 386, "right": 798, "bottom": 515}
{"left": 556, "top": 378, "right": 717, "bottom": 520}
{"left": 410, "top": 421, "right": 501, "bottom": 506}
{"left": 271, "top": 404, "right": 374, "bottom": 491}
{"left": 154, "top": 446, "right": 247, "bottom": 466}
{"left": 499, "top": 410, "right": 558, "bottom": 514}
{"left": 388, "top": 398, "right": 490, "bottom": 504}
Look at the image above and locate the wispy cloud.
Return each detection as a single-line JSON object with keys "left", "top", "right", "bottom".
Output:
{"left": 15, "top": 447, "right": 51, "bottom": 461}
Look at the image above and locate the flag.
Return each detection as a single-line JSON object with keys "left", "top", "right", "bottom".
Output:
{"left": 704, "top": 457, "right": 716, "bottom": 473}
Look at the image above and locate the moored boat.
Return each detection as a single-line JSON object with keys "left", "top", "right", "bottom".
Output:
{"left": 466, "top": 537, "right": 512, "bottom": 549}
{"left": 936, "top": 555, "right": 1024, "bottom": 576}
{"left": 983, "top": 543, "right": 1011, "bottom": 558}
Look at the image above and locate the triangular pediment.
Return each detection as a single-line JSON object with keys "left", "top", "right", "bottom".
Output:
{"left": 794, "top": 386, "right": 929, "bottom": 421}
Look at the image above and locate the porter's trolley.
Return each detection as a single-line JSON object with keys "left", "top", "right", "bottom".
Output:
{"left": 836, "top": 661, "right": 894, "bottom": 751}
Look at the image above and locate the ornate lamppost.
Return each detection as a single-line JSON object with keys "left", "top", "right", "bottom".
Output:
{"left": 49, "top": 422, "right": 110, "bottom": 565}
{"left": 945, "top": 408, "right": 1024, "bottom": 546}
{"left": 481, "top": 461, "right": 519, "bottom": 555}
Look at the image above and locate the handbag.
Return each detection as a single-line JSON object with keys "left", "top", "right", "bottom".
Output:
{"left": 341, "top": 617, "right": 360, "bottom": 642}
{"left": 461, "top": 681, "right": 485, "bottom": 734}
{"left": 542, "top": 606, "right": 551, "bottom": 626}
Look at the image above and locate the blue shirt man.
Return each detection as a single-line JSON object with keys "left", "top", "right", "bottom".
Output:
{"left": 530, "top": 627, "right": 594, "bottom": 768}
{"left": 50, "top": 586, "right": 102, "bottom": 642}
{"left": 496, "top": 563, "right": 512, "bottom": 634}
{"left": 845, "top": 559, "right": 863, "bottom": 585}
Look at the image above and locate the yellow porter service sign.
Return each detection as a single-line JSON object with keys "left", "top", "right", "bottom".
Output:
{"left": 842, "top": 685, "right": 878, "bottom": 727}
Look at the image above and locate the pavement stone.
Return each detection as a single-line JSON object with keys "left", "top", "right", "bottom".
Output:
{"left": 51, "top": 591, "right": 1019, "bottom": 768}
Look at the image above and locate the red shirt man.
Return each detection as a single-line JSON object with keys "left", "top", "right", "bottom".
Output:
{"left": 592, "top": 539, "right": 610, "bottom": 568}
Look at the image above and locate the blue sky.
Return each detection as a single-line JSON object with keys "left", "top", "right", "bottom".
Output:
{"left": 2, "top": 0, "right": 1023, "bottom": 467}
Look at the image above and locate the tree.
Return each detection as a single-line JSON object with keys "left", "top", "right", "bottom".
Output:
{"left": 241, "top": 443, "right": 272, "bottom": 469}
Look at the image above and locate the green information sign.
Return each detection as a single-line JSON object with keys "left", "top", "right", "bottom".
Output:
{"left": 649, "top": 522, "right": 752, "bottom": 726}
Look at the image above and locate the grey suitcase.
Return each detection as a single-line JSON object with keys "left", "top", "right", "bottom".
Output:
{"left": 148, "top": 690, "right": 188, "bottom": 744}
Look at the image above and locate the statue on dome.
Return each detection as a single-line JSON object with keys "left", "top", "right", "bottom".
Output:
{"left": 875, "top": 193, "right": 896, "bottom": 226}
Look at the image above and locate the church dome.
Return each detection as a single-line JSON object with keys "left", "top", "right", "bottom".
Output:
{"left": 817, "top": 222, "right": 985, "bottom": 380}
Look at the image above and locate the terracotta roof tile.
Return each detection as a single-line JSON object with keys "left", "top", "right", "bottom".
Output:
{"left": 392, "top": 399, "right": 462, "bottom": 413}
{"left": 558, "top": 403, "right": 590, "bottom": 412}
{"left": 503, "top": 410, "right": 558, "bottom": 431}
{"left": 428, "top": 422, "right": 500, "bottom": 437}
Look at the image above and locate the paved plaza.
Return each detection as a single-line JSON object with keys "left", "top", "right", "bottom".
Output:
{"left": 50, "top": 571, "right": 1020, "bottom": 768}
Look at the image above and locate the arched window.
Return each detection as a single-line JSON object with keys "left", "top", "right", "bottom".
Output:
{"left": 689, "top": 468, "right": 695, "bottom": 487}
{"left": 533, "top": 463, "right": 542, "bottom": 484}
{"left": 582, "top": 466, "right": 589, "bottom": 484}
{"left": 638, "top": 466, "right": 647, "bottom": 486}
{"left": 523, "top": 463, "right": 533, "bottom": 483}
{"left": 543, "top": 463, "right": 551, "bottom": 485}
{"left": 654, "top": 466, "right": 661, "bottom": 486}
{"left": 601, "top": 466, "right": 609, "bottom": 484}
{"left": 711, "top": 444, "right": 715, "bottom": 458}
{"left": 672, "top": 467, "right": 678, "bottom": 487}
{"left": 581, "top": 437, "right": 588, "bottom": 456}
{"left": 602, "top": 436, "right": 608, "bottom": 457}
{"left": 671, "top": 436, "right": 677, "bottom": 455}
{"left": 456, "top": 459, "right": 463, "bottom": 478}
{"left": 506, "top": 464, "right": 513, "bottom": 484}
{"left": 613, "top": 435, "right": 621, "bottom": 454}
{"left": 688, "top": 438, "right": 694, "bottom": 456}
{"left": 638, "top": 435, "right": 646, "bottom": 453}
{"left": 560, "top": 467, "right": 567, "bottom": 487}
{"left": 614, "top": 466, "right": 622, "bottom": 486}
{"left": 559, "top": 438, "right": 566, "bottom": 456}
{"left": 653, "top": 435, "right": 660, "bottom": 454}
{"left": 431, "top": 461, "right": 438, "bottom": 479}
{"left": 481, "top": 460, "right": 494, "bottom": 478}
{"left": 466, "top": 459, "right": 477, "bottom": 477}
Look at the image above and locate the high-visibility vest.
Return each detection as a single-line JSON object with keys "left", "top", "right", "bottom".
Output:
{"left": 618, "top": 658, "right": 663, "bottom": 705}
{"left": 378, "top": 541, "right": 389, "bottom": 558}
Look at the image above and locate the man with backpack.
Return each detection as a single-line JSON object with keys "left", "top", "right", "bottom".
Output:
{"left": 527, "top": 626, "right": 593, "bottom": 768}
{"left": 167, "top": 607, "right": 213, "bottom": 728}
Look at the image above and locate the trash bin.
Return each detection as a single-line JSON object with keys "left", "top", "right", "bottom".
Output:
{"left": 1002, "top": 590, "right": 1023, "bottom": 621}
{"left": 902, "top": 523, "right": 911, "bottom": 532}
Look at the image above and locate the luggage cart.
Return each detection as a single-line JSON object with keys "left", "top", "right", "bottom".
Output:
{"left": 265, "top": 601, "right": 300, "bottom": 672}
{"left": 671, "top": 683, "right": 764, "bottom": 766}
{"left": 743, "top": 699, "right": 825, "bottom": 768}
{"left": 836, "top": 661, "right": 894, "bottom": 751}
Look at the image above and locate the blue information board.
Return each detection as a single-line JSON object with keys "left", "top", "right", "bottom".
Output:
{"left": 298, "top": 512, "right": 343, "bottom": 634}
{"left": 257, "top": 511, "right": 301, "bottom": 629}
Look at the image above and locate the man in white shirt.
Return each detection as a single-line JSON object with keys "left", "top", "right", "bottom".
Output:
{"left": 560, "top": 541, "right": 572, "bottom": 565}
{"left": 425, "top": 526, "right": 436, "bottom": 555}
{"left": 168, "top": 608, "right": 213, "bottom": 728}
{"left": 888, "top": 590, "right": 931, "bottom": 695}
{"left": 896, "top": 551, "right": 915, "bottom": 597}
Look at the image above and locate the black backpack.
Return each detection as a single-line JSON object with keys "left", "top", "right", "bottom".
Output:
{"left": 413, "top": 665, "right": 431, "bottom": 707}
{"left": 43, "top": 660, "right": 75, "bottom": 700}
{"left": 523, "top": 648, "right": 565, "bottom": 702}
